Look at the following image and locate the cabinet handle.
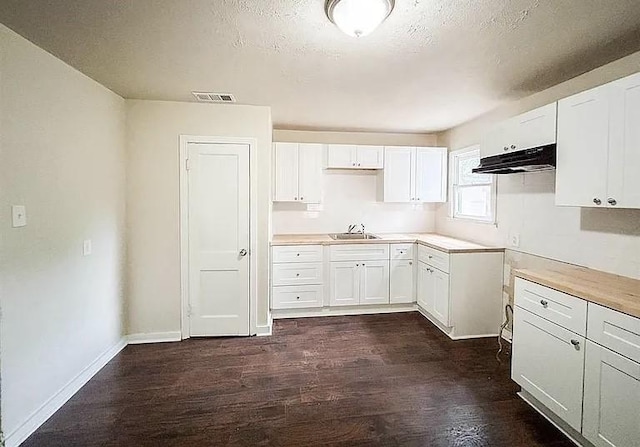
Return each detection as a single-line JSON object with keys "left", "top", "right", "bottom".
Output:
{"left": 357, "top": 163, "right": 361, "bottom": 167}
{"left": 593, "top": 198, "right": 602, "bottom": 205}
{"left": 352, "top": 162, "right": 356, "bottom": 166}
{"left": 540, "top": 299, "right": 548, "bottom": 308}
{"left": 570, "top": 339, "right": 580, "bottom": 350}
{"left": 300, "top": 197, "right": 304, "bottom": 201}
{"left": 296, "top": 253, "right": 300, "bottom": 257}
{"left": 503, "top": 146, "right": 509, "bottom": 151}
{"left": 362, "top": 263, "right": 366, "bottom": 266}
{"left": 356, "top": 263, "right": 359, "bottom": 267}
{"left": 428, "top": 255, "right": 433, "bottom": 259}
{"left": 296, "top": 296, "right": 300, "bottom": 300}
{"left": 510, "top": 144, "right": 516, "bottom": 150}
{"left": 296, "top": 273, "right": 300, "bottom": 277}
{"left": 417, "top": 198, "right": 420, "bottom": 201}
{"left": 294, "top": 197, "right": 298, "bottom": 201}
{"left": 607, "top": 198, "right": 617, "bottom": 206}
{"left": 409, "top": 261, "right": 413, "bottom": 265}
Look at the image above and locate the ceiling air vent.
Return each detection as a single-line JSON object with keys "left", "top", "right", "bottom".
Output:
{"left": 192, "top": 92, "right": 236, "bottom": 103}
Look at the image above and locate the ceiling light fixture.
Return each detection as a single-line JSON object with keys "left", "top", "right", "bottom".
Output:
{"left": 325, "top": 0, "right": 395, "bottom": 38}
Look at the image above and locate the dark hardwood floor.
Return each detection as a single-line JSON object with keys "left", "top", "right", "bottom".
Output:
{"left": 23, "top": 312, "right": 573, "bottom": 446}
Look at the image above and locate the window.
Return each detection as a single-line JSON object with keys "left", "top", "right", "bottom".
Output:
{"left": 449, "top": 146, "right": 496, "bottom": 223}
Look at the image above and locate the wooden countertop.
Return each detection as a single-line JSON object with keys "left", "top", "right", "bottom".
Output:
{"left": 515, "top": 267, "right": 640, "bottom": 319}
{"left": 271, "top": 233, "right": 504, "bottom": 254}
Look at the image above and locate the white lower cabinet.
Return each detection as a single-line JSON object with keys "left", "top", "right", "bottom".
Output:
{"left": 512, "top": 306, "right": 586, "bottom": 432}
{"left": 329, "top": 261, "right": 361, "bottom": 306}
{"left": 272, "top": 285, "right": 323, "bottom": 309}
{"left": 390, "top": 259, "right": 415, "bottom": 304}
{"left": 271, "top": 245, "right": 323, "bottom": 310}
{"left": 417, "top": 262, "right": 450, "bottom": 326}
{"left": 583, "top": 341, "right": 640, "bottom": 447}
{"left": 329, "top": 260, "right": 389, "bottom": 306}
{"left": 512, "top": 280, "right": 640, "bottom": 446}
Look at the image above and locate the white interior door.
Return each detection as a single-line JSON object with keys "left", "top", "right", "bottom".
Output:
{"left": 187, "top": 142, "right": 250, "bottom": 337}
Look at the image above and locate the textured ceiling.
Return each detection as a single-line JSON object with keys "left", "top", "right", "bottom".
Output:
{"left": 1, "top": 0, "right": 640, "bottom": 132}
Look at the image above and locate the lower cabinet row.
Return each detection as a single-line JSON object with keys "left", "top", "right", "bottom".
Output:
{"left": 512, "top": 278, "right": 640, "bottom": 447}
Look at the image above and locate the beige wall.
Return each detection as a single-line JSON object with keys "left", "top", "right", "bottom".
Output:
{"left": 436, "top": 51, "right": 640, "bottom": 280}
{"left": 0, "top": 25, "right": 126, "bottom": 442}
{"left": 272, "top": 130, "right": 440, "bottom": 235}
{"left": 126, "top": 100, "right": 272, "bottom": 336}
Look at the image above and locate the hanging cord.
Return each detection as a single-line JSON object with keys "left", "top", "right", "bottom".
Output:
{"left": 496, "top": 304, "right": 514, "bottom": 363}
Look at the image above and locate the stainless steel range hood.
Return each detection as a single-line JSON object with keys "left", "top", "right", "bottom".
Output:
{"left": 472, "top": 144, "right": 556, "bottom": 175}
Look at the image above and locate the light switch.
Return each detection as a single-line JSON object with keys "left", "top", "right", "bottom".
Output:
{"left": 12, "top": 205, "right": 27, "bottom": 227}
{"left": 83, "top": 240, "right": 92, "bottom": 256}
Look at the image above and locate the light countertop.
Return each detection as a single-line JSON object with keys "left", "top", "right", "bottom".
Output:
{"left": 515, "top": 267, "right": 640, "bottom": 319}
{"left": 271, "top": 233, "right": 504, "bottom": 254}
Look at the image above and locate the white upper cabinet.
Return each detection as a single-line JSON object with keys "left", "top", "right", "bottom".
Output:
{"left": 326, "top": 144, "right": 384, "bottom": 169}
{"left": 381, "top": 147, "right": 413, "bottom": 202}
{"left": 556, "top": 72, "right": 640, "bottom": 209}
{"left": 480, "top": 103, "right": 557, "bottom": 158}
{"left": 273, "top": 142, "right": 323, "bottom": 203}
{"left": 608, "top": 73, "right": 640, "bottom": 209}
{"left": 381, "top": 146, "right": 447, "bottom": 203}
{"left": 415, "top": 147, "right": 447, "bottom": 203}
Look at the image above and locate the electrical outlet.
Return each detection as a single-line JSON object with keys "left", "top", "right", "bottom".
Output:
{"left": 509, "top": 233, "right": 521, "bottom": 248}
{"left": 83, "top": 240, "right": 92, "bottom": 256}
{"left": 12, "top": 205, "right": 27, "bottom": 227}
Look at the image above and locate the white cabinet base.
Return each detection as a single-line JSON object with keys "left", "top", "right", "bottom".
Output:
{"left": 271, "top": 304, "right": 416, "bottom": 320}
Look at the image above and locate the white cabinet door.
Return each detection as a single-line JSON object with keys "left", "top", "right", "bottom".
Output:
{"left": 415, "top": 147, "right": 447, "bottom": 203}
{"left": 298, "top": 143, "right": 323, "bottom": 203}
{"left": 431, "top": 268, "right": 450, "bottom": 326}
{"left": 357, "top": 145, "right": 384, "bottom": 169}
{"left": 360, "top": 260, "right": 390, "bottom": 305}
{"left": 556, "top": 85, "right": 610, "bottom": 207}
{"left": 513, "top": 102, "right": 557, "bottom": 151}
{"left": 329, "top": 261, "right": 360, "bottom": 306}
{"left": 390, "top": 259, "right": 414, "bottom": 304}
{"left": 480, "top": 122, "right": 508, "bottom": 158}
{"left": 511, "top": 306, "right": 586, "bottom": 432}
{"left": 383, "top": 147, "right": 414, "bottom": 202}
{"left": 608, "top": 72, "right": 640, "bottom": 209}
{"left": 583, "top": 341, "right": 640, "bottom": 447}
{"left": 417, "top": 262, "right": 434, "bottom": 312}
{"left": 273, "top": 143, "right": 299, "bottom": 202}
{"left": 326, "top": 144, "right": 357, "bottom": 168}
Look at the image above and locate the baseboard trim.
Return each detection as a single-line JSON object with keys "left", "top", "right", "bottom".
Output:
{"left": 272, "top": 304, "right": 416, "bottom": 320}
{"left": 5, "top": 337, "right": 127, "bottom": 447}
{"left": 416, "top": 305, "right": 499, "bottom": 340}
{"left": 126, "top": 331, "right": 182, "bottom": 344}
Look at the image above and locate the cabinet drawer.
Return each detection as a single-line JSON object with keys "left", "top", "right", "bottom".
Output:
{"left": 272, "top": 245, "right": 323, "bottom": 263}
{"left": 512, "top": 306, "right": 586, "bottom": 432}
{"left": 588, "top": 303, "right": 640, "bottom": 364}
{"left": 390, "top": 243, "right": 414, "bottom": 260}
{"left": 514, "top": 278, "right": 587, "bottom": 336}
{"left": 272, "top": 285, "right": 323, "bottom": 309}
{"left": 417, "top": 245, "right": 450, "bottom": 273}
{"left": 272, "top": 262, "right": 323, "bottom": 286}
{"left": 330, "top": 244, "right": 389, "bottom": 262}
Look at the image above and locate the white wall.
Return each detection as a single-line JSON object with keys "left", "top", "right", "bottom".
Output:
{"left": 272, "top": 130, "right": 439, "bottom": 235}
{"left": 126, "top": 100, "right": 272, "bottom": 337}
{"left": 436, "top": 51, "right": 640, "bottom": 279}
{"left": 0, "top": 24, "right": 126, "bottom": 443}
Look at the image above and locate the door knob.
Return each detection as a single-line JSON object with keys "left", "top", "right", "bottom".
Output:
{"left": 239, "top": 249, "right": 248, "bottom": 257}
{"left": 607, "top": 198, "right": 617, "bottom": 206}
{"left": 593, "top": 198, "right": 602, "bottom": 205}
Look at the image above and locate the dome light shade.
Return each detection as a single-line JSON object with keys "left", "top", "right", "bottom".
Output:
{"left": 326, "top": 0, "right": 395, "bottom": 37}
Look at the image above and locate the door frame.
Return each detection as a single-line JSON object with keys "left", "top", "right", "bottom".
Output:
{"left": 179, "top": 135, "right": 258, "bottom": 339}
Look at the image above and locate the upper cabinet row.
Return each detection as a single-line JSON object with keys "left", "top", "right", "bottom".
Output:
{"left": 273, "top": 143, "right": 447, "bottom": 203}
{"left": 555, "top": 71, "right": 640, "bottom": 209}
{"left": 481, "top": 102, "right": 557, "bottom": 158}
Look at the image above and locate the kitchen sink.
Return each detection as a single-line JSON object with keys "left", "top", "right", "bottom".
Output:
{"left": 329, "top": 233, "right": 380, "bottom": 240}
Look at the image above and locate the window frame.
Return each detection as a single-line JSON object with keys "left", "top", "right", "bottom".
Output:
{"left": 448, "top": 146, "right": 497, "bottom": 224}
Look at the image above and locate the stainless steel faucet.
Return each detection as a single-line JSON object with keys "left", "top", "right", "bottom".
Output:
{"left": 347, "top": 223, "right": 365, "bottom": 234}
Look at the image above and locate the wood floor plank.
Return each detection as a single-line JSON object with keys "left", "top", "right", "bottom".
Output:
{"left": 22, "top": 312, "right": 574, "bottom": 447}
